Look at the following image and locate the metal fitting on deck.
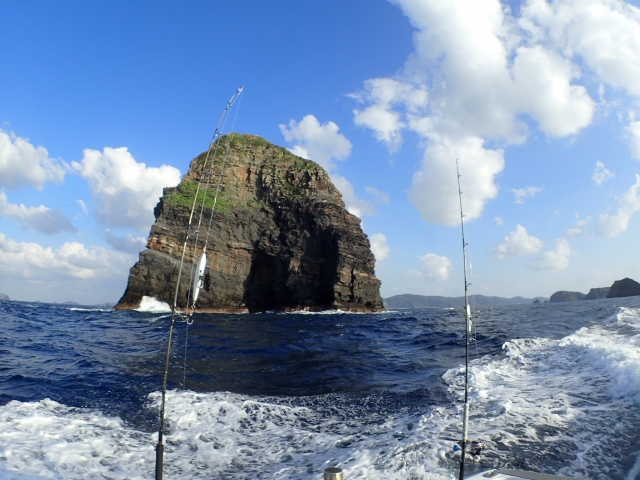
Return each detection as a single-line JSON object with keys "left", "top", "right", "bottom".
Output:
{"left": 324, "top": 467, "right": 343, "bottom": 480}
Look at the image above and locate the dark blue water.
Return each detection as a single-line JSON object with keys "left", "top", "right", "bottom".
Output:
{"left": 1, "top": 298, "right": 639, "bottom": 479}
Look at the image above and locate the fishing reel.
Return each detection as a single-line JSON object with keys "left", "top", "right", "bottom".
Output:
{"left": 453, "top": 440, "right": 484, "bottom": 462}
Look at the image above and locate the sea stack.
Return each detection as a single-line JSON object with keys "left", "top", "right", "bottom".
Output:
{"left": 115, "top": 134, "right": 384, "bottom": 313}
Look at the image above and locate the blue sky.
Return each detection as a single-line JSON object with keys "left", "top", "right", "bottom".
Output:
{"left": 2, "top": 0, "right": 640, "bottom": 304}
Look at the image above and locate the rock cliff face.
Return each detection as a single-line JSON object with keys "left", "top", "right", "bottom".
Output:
{"left": 115, "top": 134, "right": 384, "bottom": 313}
{"left": 584, "top": 287, "right": 610, "bottom": 300}
{"left": 607, "top": 278, "right": 640, "bottom": 298}
{"left": 549, "top": 291, "right": 585, "bottom": 302}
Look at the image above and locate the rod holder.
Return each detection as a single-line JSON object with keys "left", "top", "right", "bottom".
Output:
{"left": 324, "top": 467, "right": 343, "bottom": 480}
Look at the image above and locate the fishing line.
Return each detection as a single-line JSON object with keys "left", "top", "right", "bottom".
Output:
{"left": 467, "top": 248, "right": 480, "bottom": 361}
{"left": 183, "top": 318, "right": 189, "bottom": 395}
{"left": 155, "top": 86, "right": 244, "bottom": 480}
{"left": 202, "top": 91, "right": 244, "bottom": 251}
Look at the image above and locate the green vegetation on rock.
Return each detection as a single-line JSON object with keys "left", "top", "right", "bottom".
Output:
{"left": 164, "top": 181, "right": 232, "bottom": 214}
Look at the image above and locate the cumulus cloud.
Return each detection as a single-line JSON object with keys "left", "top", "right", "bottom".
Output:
{"left": 592, "top": 160, "right": 615, "bottom": 185}
{"left": 521, "top": 0, "right": 640, "bottom": 97}
{"left": 369, "top": 233, "right": 390, "bottom": 261}
{"left": 492, "top": 225, "right": 544, "bottom": 258}
{"left": 0, "top": 130, "right": 67, "bottom": 190}
{"left": 409, "top": 253, "right": 452, "bottom": 282}
{"left": 511, "top": 186, "right": 543, "bottom": 204}
{"left": 351, "top": 0, "right": 640, "bottom": 224}
{"left": 494, "top": 216, "right": 504, "bottom": 226}
{"left": 0, "top": 191, "right": 76, "bottom": 235}
{"left": 71, "top": 147, "right": 181, "bottom": 232}
{"left": 104, "top": 229, "right": 147, "bottom": 255}
{"left": 0, "top": 232, "right": 133, "bottom": 282}
{"left": 325, "top": 174, "right": 376, "bottom": 217}
{"left": 280, "top": 115, "right": 376, "bottom": 218}
{"left": 408, "top": 136, "right": 504, "bottom": 226}
{"left": 351, "top": 78, "right": 428, "bottom": 151}
{"left": 529, "top": 238, "right": 572, "bottom": 271}
{"left": 279, "top": 115, "right": 352, "bottom": 172}
{"left": 597, "top": 174, "right": 640, "bottom": 237}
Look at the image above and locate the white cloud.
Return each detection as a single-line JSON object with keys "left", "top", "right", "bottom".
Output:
{"left": 625, "top": 121, "right": 640, "bottom": 159}
{"left": 369, "top": 233, "right": 390, "bottom": 261}
{"left": 349, "top": 0, "right": 640, "bottom": 225}
{"left": 329, "top": 174, "right": 376, "bottom": 217}
{"left": 0, "top": 130, "right": 67, "bottom": 190}
{"left": 529, "top": 238, "right": 572, "bottom": 271}
{"left": 71, "top": 147, "right": 181, "bottom": 232}
{"left": 0, "top": 232, "right": 135, "bottom": 303}
{"left": 351, "top": 78, "right": 428, "bottom": 151}
{"left": 76, "top": 199, "right": 89, "bottom": 216}
{"left": 365, "top": 186, "right": 390, "bottom": 204}
{"left": 0, "top": 232, "right": 132, "bottom": 282}
{"left": 492, "top": 225, "right": 544, "bottom": 258}
{"left": 597, "top": 174, "right": 640, "bottom": 237}
{"left": 511, "top": 186, "right": 543, "bottom": 204}
{"left": 592, "top": 160, "right": 615, "bottom": 185}
{"left": 280, "top": 115, "right": 376, "bottom": 218}
{"left": 521, "top": 0, "right": 640, "bottom": 97}
{"left": 510, "top": 45, "right": 594, "bottom": 137}
{"left": 494, "top": 216, "right": 504, "bottom": 226}
{"left": 407, "top": 136, "right": 505, "bottom": 226}
{"left": 409, "top": 253, "right": 452, "bottom": 282}
{"left": 0, "top": 191, "right": 76, "bottom": 235}
{"left": 564, "top": 214, "right": 591, "bottom": 238}
{"left": 104, "top": 229, "right": 146, "bottom": 255}
{"left": 279, "top": 115, "right": 352, "bottom": 172}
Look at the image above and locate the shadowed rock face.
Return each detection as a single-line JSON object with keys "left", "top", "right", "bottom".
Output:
{"left": 115, "top": 134, "right": 384, "bottom": 313}
{"left": 584, "top": 287, "right": 610, "bottom": 300}
{"left": 607, "top": 278, "right": 640, "bottom": 298}
{"left": 549, "top": 291, "right": 585, "bottom": 302}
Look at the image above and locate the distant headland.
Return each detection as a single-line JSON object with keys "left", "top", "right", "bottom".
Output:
{"left": 0, "top": 293, "right": 10, "bottom": 301}
{"left": 550, "top": 277, "right": 640, "bottom": 302}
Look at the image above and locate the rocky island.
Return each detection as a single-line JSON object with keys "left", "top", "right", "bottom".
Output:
{"left": 115, "top": 134, "right": 384, "bottom": 313}
{"left": 550, "top": 277, "right": 640, "bottom": 302}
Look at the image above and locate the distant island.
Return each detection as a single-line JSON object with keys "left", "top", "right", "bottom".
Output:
{"left": 383, "top": 294, "right": 547, "bottom": 309}
{"left": 550, "top": 277, "right": 640, "bottom": 302}
{"left": 0, "top": 293, "right": 10, "bottom": 301}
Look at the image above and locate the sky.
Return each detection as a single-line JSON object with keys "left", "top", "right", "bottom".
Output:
{"left": 2, "top": 0, "right": 640, "bottom": 304}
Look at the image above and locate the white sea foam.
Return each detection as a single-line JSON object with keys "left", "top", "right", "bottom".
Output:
{"left": 1, "top": 307, "right": 638, "bottom": 479}
{"left": 0, "top": 398, "right": 155, "bottom": 479}
{"left": 283, "top": 309, "right": 348, "bottom": 315}
{"left": 67, "top": 308, "right": 110, "bottom": 312}
{"left": 0, "top": 392, "right": 454, "bottom": 480}
{"left": 442, "top": 306, "right": 640, "bottom": 479}
{"left": 136, "top": 296, "right": 171, "bottom": 313}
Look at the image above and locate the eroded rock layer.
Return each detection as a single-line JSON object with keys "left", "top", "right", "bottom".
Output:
{"left": 115, "top": 134, "right": 384, "bottom": 313}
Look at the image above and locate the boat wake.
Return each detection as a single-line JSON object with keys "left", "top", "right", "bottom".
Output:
{"left": 0, "top": 306, "right": 638, "bottom": 479}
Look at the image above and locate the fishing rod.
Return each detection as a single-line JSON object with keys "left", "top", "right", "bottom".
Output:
{"left": 457, "top": 159, "right": 472, "bottom": 480}
{"left": 155, "top": 85, "right": 244, "bottom": 480}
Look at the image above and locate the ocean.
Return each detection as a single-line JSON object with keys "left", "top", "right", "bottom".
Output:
{"left": 0, "top": 297, "right": 639, "bottom": 480}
